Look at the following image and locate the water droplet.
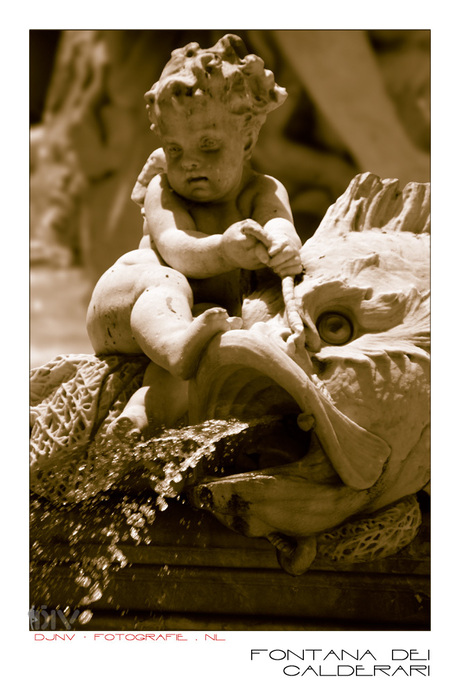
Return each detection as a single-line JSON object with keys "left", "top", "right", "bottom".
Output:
{"left": 78, "top": 609, "right": 93, "bottom": 625}
{"left": 76, "top": 575, "right": 92, "bottom": 588}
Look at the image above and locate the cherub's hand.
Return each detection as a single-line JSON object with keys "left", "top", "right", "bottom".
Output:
{"left": 265, "top": 236, "right": 303, "bottom": 278}
{"left": 221, "top": 220, "right": 270, "bottom": 270}
{"left": 235, "top": 218, "right": 303, "bottom": 278}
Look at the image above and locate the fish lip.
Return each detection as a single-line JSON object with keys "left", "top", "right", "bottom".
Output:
{"left": 189, "top": 329, "right": 390, "bottom": 491}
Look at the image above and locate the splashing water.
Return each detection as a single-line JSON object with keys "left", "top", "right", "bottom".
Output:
{"left": 30, "top": 416, "right": 281, "bottom": 621}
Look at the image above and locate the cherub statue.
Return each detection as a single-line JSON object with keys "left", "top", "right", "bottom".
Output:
{"left": 86, "top": 34, "right": 303, "bottom": 439}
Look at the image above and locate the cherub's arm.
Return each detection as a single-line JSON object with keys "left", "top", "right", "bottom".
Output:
{"left": 250, "top": 175, "right": 303, "bottom": 278}
{"left": 144, "top": 175, "right": 268, "bottom": 278}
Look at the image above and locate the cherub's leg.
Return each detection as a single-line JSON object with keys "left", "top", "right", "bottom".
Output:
{"left": 87, "top": 251, "right": 242, "bottom": 440}
{"left": 130, "top": 269, "right": 242, "bottom": 380}
{"left": 108, "top": 361, "right": 189, "bottom": 440}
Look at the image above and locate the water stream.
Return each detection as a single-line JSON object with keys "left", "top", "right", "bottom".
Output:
{"left": 30, "top": 415, "right": 282, "bottom": 627}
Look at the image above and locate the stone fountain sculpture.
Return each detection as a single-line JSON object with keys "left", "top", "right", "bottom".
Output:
{"left": 30, "top": 36, "right": 430, "bottom": 578}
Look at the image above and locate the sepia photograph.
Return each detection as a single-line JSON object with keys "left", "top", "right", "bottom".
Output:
{"left": 29, "top": 27, "right": 430, "bottom": 630}
{"left": 20, "top": 11, "right": 448, "bottom": 683}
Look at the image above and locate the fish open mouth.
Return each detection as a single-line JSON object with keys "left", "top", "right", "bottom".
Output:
{"left": 188, "top": 329, "right": 391, "bottom": 493}
{"left": 187, "top": 376, "right": 330, "bottom": 484}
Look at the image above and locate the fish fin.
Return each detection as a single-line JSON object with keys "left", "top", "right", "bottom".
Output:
{"left": 321, "top": 404, "right": 390, "bottom": 490}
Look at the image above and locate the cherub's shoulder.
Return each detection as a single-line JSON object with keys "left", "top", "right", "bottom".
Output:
{"left": 248, "top": 171, "right": 288, "bottom": 195}
{"left": 143, "top": 172, "right": 165, "bottom": 203}
{"left": 131, "top": 148, "right": 167, "bottom": 207}
{"left": 147, "top": 171, "right": 169, "bottom": 191}
{"left": 246, "top": 173, "right": 290, "bottom": 207}
{"left": 144, "top": 173, "right": 189, "bottom": 215}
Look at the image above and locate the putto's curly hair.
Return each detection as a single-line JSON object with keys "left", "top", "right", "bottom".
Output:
{"left": 144, "top": 34, "right": 287, "bottom": 139}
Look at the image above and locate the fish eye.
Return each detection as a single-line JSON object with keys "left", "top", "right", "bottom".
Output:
{"left": 316, "top": 312, "right": 353, "bottom": 345}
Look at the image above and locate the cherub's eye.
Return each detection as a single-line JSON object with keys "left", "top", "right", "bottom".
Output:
{"left": 200, "top": 138, "right": 220, "bottom": 151}
{"left": 166, "top": 145, "right": 182, "bottom": 157}
{"left": 316, "top": 312, "right": 353, "bottom": 345}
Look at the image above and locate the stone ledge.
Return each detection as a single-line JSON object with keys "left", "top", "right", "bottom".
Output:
{"left": 30, "top": 493, "right": 430, "bottom": 630}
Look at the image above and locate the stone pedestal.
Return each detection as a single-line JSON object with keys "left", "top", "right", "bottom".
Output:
{"left": 30, "top": 493, "right": 429, "bottom": 631}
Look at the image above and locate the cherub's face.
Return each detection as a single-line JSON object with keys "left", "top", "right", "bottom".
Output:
{"left": 157, "top": 102, "right": 251, "bottom": 202}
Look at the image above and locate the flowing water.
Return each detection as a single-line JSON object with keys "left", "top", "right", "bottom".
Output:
{"left": 30, "top": 415, "right": 282, "bottom": 627}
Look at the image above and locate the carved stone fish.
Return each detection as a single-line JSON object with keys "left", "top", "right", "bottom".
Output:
{"left": 188, "top": 172, "right": 430, "bottom": 573}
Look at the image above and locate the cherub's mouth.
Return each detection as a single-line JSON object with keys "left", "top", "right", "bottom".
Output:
{"left": 188, "top": 176, "right": 208, "bottom": 183}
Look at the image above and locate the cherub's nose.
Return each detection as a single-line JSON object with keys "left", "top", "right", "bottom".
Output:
{"left": 181, "top": 155, "right": 199, "bottom": 170}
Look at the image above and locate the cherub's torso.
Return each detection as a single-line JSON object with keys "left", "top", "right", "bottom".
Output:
{"left": 159, "top": 167, "right": 264, "bottom": 314}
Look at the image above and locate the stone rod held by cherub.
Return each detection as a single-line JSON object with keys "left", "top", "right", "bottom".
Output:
{"left": 241, "top": 222, "right": 319, "bottom": 353}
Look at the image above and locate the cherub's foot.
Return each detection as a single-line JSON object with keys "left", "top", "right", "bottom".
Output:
{"left": 226, "top": 316, "right": 244, "bottom": 330}
{"left": 169, "top": 308, "right": 242, "bottom": 379}
{"left": 106, "top": 416, "right": 143, "bottom": 444}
